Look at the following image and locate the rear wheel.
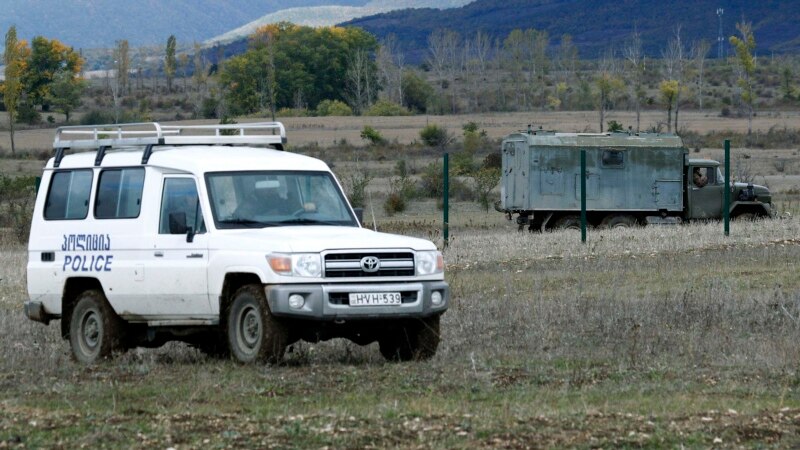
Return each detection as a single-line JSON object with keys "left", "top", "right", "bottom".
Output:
{"left": 227, "top": 285, "right": 288, "bottom": 364}
{"left": 69, "top": 289, "right": 125, "bottom": 364}
{"left": 379, "top": 316, "right": 440, "bottom": 362}
{"left": 600, "top": 214, "right": 638, "bottom": 229}
{"left": 552, "top": 215, "right": 582, "bottom": 231}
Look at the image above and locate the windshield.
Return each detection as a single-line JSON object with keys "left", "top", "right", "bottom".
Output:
{"left": 206, "top": 171, "right": 357, "bottom": 229}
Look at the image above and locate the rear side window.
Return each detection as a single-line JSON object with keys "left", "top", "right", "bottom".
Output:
{"left": 95, "top": 168, "right": 145, "bottom": 219}
{"left": 44, "top": 170, "right": 93, "bottom": 220}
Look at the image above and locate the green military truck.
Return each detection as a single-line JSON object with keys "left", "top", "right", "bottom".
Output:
{"left": 497, "top": 130, "right": 774, "bottom": 231}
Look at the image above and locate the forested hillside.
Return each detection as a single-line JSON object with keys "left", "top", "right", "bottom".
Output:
{"left": 345, "top": 0, "right": 800, "bottom": 61}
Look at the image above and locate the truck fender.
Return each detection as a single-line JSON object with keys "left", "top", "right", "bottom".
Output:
{"left": 729, "top": 201, "right": 770, "bottom": 217}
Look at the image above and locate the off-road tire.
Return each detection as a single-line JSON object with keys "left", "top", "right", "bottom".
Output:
{"left": 69, "top": 289, "right": 125, "bottom": 364}
{"left": 379, "top": 316, "right": 441, "bottom": 362}
{"left": 227, "top": 284, "right": 287, "bottom": 364}
{"left": 600, "top": 214, "right": 638, "bottom": 229}
{"left": 552, "top": 215, "right": 582, "bottom": 231}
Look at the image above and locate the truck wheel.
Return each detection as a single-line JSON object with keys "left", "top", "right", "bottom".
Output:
{"left": 69, "top": 289, "right": 125, "bottom": 364}
{"left": 227, "top": 285, "right": 287, "bottom": 364}
{"left": 552, "top": 215, "right": 582, "bottom": 231}
{"left": 600, "top": 214, "right": 638, "bottom": 229}
{"left": 379, "top": 316, "right": 440, "bottom": 362}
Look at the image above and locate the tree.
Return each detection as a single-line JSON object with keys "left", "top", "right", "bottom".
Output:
{"left": 22, "top": 36, "right": 82, "bottom": 110}
{"left": 659, "top": 80, "right": 679, "bottom": 132}
{"left": 662, "top": 26, "right": 688, "bottom": 133}
{"left": 595, "top": 50, "right": 624, "bottom": 132}
{"left": 165, "top": 35, "right": 177, "bottom": 92}
{"left": 46, "top": 70, "right": 85, "bottom": 123}
{"left": 729, "top": 21, "right": 756, "bottom": 135}
{"left": 3, "top": 26, "right": 27, "bottom": 156}
{"left": 114, "top": 40, "right": 130, "bottom": 95}
{"left": 692, "top": 39, "right": 711, "bottom": 110}
{"left": 624, "top": 31, "right": 645, "bottom": 132}
{"left": 345, "top": 49, "right": 376, "bottom": 115}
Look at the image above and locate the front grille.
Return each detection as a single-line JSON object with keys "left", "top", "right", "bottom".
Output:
{"left": 328, "top": 291, "right": 418, "bottom": 305}
{"left": 324, "top": 252, "right": 415, "bottom": 278}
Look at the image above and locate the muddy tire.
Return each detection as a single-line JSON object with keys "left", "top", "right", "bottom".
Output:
{"left": 69, "top": 289, "right": 125, "bottom": 364}
{"left": 552, "top": 215, "right": 582, "bottom": 231}
{"left": 379, "top": 316, "right": 440, "bottom": 362}
{"left": 227, "top": 285, "right": 287, "bottom": 364}
{"left": 600, "top": 214, "right": 638, "bottom": 229}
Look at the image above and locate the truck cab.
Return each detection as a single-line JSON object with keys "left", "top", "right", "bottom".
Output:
{"left": 685, "top": 158, "right": 773, "bottom": 220}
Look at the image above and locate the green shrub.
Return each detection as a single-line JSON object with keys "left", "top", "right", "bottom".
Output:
{"left": 363, "top": 99, "right": 411, "bottom": 116}
{"left": 607, "top": 120, "right": 624, "bottom": 132}
{"left": 360, "top": 126, "right": 386, "bottom": 146}
{"left": 316, "top": 99, "right": 353, "bottom": 116}
{"left": 343, "top": 168, "right": 373, "bottom": 208}
{"left": 420, "top": 161, "right": 444, "bottom": 198}
{"left": 420, "top": 124, "right": 452, "bottom": 149}
{"left": 383, "top": 192, "right": 406, "bottom": 216}
{"left": 402, "top": 71, "right": 436, "bottom": 113}
{"left": 16, "top": 103, "right": 42, "bottom": 125}
{"left": 80, "top": 109, "right": 115, "bottom": 125}
{"left": 276, "top": 107, "right": 310, "bottom": 117}
{"left": 0, "top": 174, "right": 37, "bottom": 243}
{"left": 472, "top": 167, "right": 501, "bottom": 211}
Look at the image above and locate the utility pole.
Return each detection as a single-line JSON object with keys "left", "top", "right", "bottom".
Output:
{"left": 716, "top": 8, "right": 725, "bottom": 59}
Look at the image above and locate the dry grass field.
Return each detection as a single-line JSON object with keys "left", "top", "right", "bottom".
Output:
{"left": 2, "top": 111, "right": 800, "bottom": 447}
{"left": 2, "top": 218, "right": 800, "bottom": 447}
{"left": 2, "top": 110, "right": 800, "bottom": 155}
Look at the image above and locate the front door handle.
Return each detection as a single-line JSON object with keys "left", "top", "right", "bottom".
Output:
{"left": 154, "top": 251, "right": 164, "bottom": 257}
{"left": 187, "top": 253, "right": 204, "bottom": 259}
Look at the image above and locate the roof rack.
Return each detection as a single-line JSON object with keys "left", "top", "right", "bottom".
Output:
{"left": 52, "top": 122, "right": 287, "bottom": 167}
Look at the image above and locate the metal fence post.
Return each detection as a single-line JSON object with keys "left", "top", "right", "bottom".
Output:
{"left": 443, "top": 153, "right": 449, "bottom": 248}
{"left": 580, "top": 149, "right": 587, "bottom": 243}
{"left": 724, "top": 139, "right": 730, "bottom": 237}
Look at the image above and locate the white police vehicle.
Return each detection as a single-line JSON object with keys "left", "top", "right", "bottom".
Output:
{"left": 25, "top": 122, "right": 449, "bottom": 364}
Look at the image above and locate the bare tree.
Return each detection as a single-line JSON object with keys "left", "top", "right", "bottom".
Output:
{"left": 624, "top": 31, "right": 645, "bottom": 132}
{"left": 662, "top": 26, "right": 688, "bottom": 133}
{"left": 503, "top": 29, "right": 526, "bottom": 108}
{"left": 692, "top": 39, "right": 711, "bottom": 110}
{"left": 464, "top": 30, "right": 491, "bottom": 112}
{"left": 376, "top": 34, "right": 404, "bottom": 105}
{"left": 596, "top": 49, "right": 623, "bottom": 132}
{"left": 345, "top": 49, "right": 376, "bottom": 115}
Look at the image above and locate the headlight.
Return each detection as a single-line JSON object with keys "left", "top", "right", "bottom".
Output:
{"left": 416, "top": 250, "right": 444, "bottom": 276}
{"left": 268, "top": 253, "right": 322, "bottom": 278}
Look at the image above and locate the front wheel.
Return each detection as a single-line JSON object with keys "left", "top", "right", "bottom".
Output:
{"left": 69, "top": 290, "right": 125, "bottom": 364}
{"left": 227, "top": 285, "right": 288, "bottom": 364}
{"left": 379, "top": 316, "right": 441, "bottom": 362}
{"left": 600, "top": 214, "right": 638, "bottom": 229}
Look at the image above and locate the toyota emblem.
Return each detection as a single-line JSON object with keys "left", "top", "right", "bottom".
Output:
{"left": 360, "top": 256, "right": 381, "bottom": 273}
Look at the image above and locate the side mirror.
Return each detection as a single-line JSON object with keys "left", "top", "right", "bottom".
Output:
{"left": 353, "top": 207, "right": 364, "bottom": 225}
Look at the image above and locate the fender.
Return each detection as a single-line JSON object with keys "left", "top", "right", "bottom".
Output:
{"left": 729, "top": 201, "right": 772, "bottom": 217}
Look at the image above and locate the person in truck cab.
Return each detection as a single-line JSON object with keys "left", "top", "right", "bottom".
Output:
{"left": 693, "top": 167, "right": 708, "bottom": 188}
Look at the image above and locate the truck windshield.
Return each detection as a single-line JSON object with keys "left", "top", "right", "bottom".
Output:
{"left": 205, "top": 171, "right": 357, "bottom": 229}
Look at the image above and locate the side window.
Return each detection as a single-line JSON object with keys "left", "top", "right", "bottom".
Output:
{"left": 44, "top": 170, "right": 93, "bottom": 220}
{"left": 601, "top": 150, "right": 625, "bottom": 168}
{"left": 159, "top": 178, "right": 206, "bottom": 234}
{"left": 95, "top": 168, "right": 145, "bottom": 219}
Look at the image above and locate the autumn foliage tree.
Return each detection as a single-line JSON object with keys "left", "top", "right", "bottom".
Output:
{"left": 219, "top": 23, "right": 378, "bottom": 116}
{"left": 729, "top": 21, "right": 757, "bottom": 135}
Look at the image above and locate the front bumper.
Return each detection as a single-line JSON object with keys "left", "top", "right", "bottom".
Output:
{"left": 266, "top": 281, "right": 449, "bottom": 320}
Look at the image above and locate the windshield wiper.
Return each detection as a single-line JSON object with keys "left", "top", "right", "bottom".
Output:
{"left": 217, "top": 217, "right": 278, "bottom": 228}
{"left": 278, "top": 218, "right": 345, "bottom": 226}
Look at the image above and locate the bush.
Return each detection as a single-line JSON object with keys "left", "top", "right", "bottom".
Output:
{"left": 420, "top": 124, "right": 452, "bottom": 149}
{"left": 343, "top": 167, "right": 373, "bottom": 208}
{"left": 420, "top": 161, "right": 444, "bottom": 198}
{"left": 276, "top": 107, "right": 310, "bottom": 117}
{"left": 472, "top": 167, "right": 501, "bottom": 211}
{"left": 0, "top": 174, "right": 37, "bottom": 243}
{"left": 402, "top": 71, "right": 436, "bottom": 113}
{"left": 316, "top": 99, "right": 353, "bottom": 116}
{"left": 482, "top": 153, "right": 502, "bottom": 170}
{"left": 80, "top": 109, "right": 115, "bottom": 125}
{"left": 16, "top": 103, "right": 41, "bottom": 125}
{"left": 201, "top": 97, "right": 219, "bottom": 119}
{"left": 363, "top": 99, "right": 411, "bottom": 116}
{"left": 383, "top": 192, "right": 406, "bottom": 216}
{"left": 360, "top": 126, "right": 386, "bottom": 146}
{"left": 607, "top": 120, "right": 624, "bottom": 132}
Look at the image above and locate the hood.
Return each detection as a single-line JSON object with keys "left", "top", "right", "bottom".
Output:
{"left": 209, "top": 226, "right": 437, "bottom": 253}
{"left": 733, "top": 182, "right": 770, "bottom": 194}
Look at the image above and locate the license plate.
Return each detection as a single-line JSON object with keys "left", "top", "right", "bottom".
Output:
{"left": 349, "top": 292, "right": 401, "bottom": 306}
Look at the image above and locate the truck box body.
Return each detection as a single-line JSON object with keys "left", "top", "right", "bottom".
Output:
{"left": 501, "top": 132, "right": 687, "bottom": 213}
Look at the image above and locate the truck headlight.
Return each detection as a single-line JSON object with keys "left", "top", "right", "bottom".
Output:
{"left": 268, "top": 253, "right": 322, "bottom": 278}
{"left": 416, "top": 251, "right": 444, "bottom": 276}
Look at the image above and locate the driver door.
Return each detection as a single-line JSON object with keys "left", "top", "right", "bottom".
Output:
{"left": 687, "top": 166, "right": 724, "bottom": 219}
{"left": 147, "top": 176, "right": 211, "bottom": 318}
